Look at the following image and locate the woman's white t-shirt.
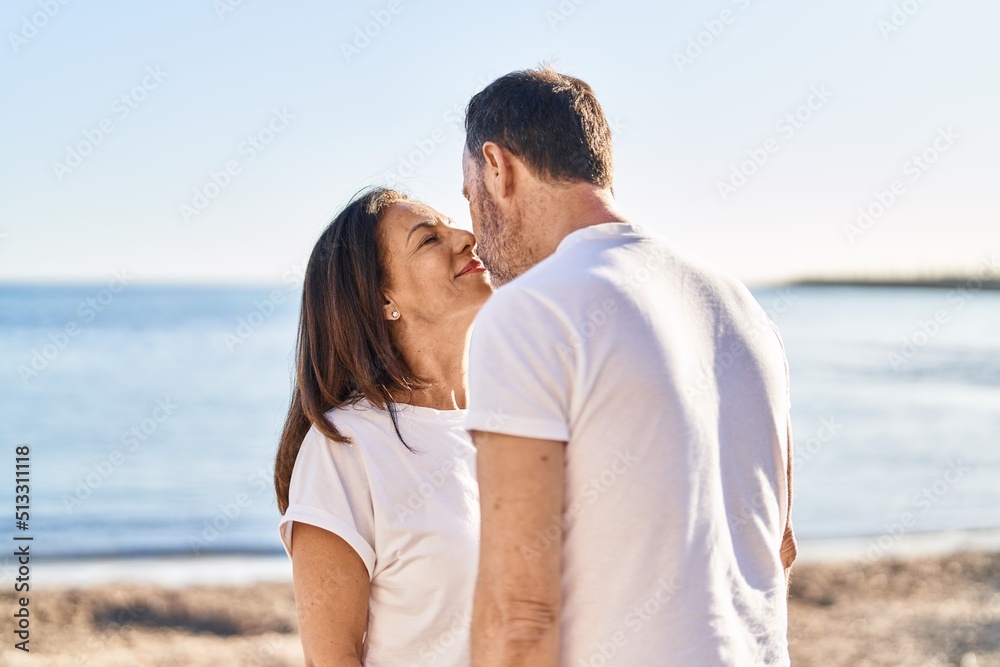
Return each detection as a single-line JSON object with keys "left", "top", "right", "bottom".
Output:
{"left": 279, "top": 398, "right": 479, "bottom": 667}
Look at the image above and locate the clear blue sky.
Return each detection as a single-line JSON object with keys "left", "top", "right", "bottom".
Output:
{"left": 2, "top": 0, "right": 997, "bottom": 284}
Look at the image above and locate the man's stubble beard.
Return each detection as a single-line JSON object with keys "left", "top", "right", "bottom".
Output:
{"left": 475, "top": 185, "right": 535, "bottom": 288}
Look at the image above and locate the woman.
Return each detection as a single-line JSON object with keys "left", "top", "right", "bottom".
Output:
{"left": 274, "top": 187, "right": 492, "bottom": 666}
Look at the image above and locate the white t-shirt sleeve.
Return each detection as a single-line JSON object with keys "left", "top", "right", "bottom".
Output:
{"left": 278, "top": 424, "right": 377, "bottom": 578}
{"left": 466, "top": 285, "right": 574, "bottom": 442}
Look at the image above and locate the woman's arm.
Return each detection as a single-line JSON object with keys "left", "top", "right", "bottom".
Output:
{"left": 290, "top": 521, "right": 371, "bottom": 667}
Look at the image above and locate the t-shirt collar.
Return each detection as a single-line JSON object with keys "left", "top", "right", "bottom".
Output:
{"left": 554, "top": 222, "right": 644, "bottom": 256}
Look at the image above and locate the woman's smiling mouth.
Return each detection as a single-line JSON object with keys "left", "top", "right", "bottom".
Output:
{"left": 456, "top": 258, "right": 487, "bottom": 277}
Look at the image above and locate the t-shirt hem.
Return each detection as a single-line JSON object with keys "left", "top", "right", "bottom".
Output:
{"left": 278, "top": 505, "right": 377, "bottom": 579}
{"left": 465, "top": 411, "right": 569, "bottom": 443}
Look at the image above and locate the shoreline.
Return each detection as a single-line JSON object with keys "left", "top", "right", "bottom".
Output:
{"left": 34, "top": 553, "right": 293, "bottom": 589}
{"left": 30, "top": 527, "right": 1000, "bottom": 588}
{"left": 787, "top": 277, "right": 1000, "bottom": 290}
{"left": 795, "top": 527, "right": 1000, "bottom": 564}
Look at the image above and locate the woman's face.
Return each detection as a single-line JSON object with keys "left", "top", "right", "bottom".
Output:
{"left": 380, "top": 200, "right": 493, "bottom": 325}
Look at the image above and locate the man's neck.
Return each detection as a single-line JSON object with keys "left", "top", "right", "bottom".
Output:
{"left": 522, "top": 183, "right": 628, "bottom": 260}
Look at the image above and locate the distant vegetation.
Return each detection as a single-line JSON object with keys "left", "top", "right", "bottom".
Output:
{"left": 790, "top": 276, "right": 1000, "bottom": 290}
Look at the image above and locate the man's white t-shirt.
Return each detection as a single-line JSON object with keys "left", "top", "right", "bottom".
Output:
{"left": 466, "top": 223, "right": 791, "bottom": 666}
{"left": 279, "top": 398, "right": 479, "bottom": 667}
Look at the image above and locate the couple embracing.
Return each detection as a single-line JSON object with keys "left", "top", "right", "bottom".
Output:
{"left": 274, "top": 67, "right": 797, "bottom": 667}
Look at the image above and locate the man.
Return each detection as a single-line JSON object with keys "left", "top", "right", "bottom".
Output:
{"left": 462, "top": 67, "right": 797, "bottom": 667}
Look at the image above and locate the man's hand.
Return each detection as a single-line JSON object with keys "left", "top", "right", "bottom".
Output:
{"left": 781, "top": 519, "right": 797, "bottom": 588}
{"left": 471, "top": 431, "right": 565, "bottom": 667}
{"left": 781, "top": 413, "right": 797, "bottom": 589}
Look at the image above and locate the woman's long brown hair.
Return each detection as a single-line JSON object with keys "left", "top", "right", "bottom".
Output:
{"left": 274, "top": 187, "right": 423, "bottom": 514}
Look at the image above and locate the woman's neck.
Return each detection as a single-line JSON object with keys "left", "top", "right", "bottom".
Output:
{"left": 403, "top": 385, "right": 467, "bottom": 411}
{"left": 390, "top": 319, "right": 473, "bottom": 411}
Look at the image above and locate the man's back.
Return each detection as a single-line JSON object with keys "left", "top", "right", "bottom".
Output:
{"left": 467, "top": 222, "right": 791, "bottom": 666}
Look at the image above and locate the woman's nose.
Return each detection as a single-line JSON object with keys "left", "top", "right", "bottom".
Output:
{"left": 454, "top": 228, "right": 475, "bottom": 255}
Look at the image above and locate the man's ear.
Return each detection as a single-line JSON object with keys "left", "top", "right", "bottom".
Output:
{"left": 481, "top": 141, "right": 515, "bottom": 200}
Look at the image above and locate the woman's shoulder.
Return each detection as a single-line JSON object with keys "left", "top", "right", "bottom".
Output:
{"left": 322, "top": 396, "right": 394, "bottom": 433}
{"left": 291, "top": 401, "right": 383, "bottom": 485}
{"left": 306, "top": 396, "right": 470, "bottom": 457}
{"left": 297, "top": 397, "right": 396, "bottom": 455}
{"left": 289, "top": 399, "right": 404, "bottom": 506}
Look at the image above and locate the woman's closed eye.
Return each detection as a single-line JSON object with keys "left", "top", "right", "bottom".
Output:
{"left": 421, "top": 235, "right": 438, "bottom": 247}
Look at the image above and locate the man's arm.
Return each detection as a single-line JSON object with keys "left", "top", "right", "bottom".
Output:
{"left": 471, "top": 431, "right": 565, "bottom": 667}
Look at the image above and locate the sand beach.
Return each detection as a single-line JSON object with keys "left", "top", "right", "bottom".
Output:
{"left": 3, "top": 535, "right": 999, "bottom": 666}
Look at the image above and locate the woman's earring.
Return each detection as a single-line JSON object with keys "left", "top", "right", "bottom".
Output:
{"left": 391, "top": 311, "right": 400, "bottom": 319}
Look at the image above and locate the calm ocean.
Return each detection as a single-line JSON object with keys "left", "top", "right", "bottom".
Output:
{"left": 0, "top": 283, "right": 997, "bottom": 560}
